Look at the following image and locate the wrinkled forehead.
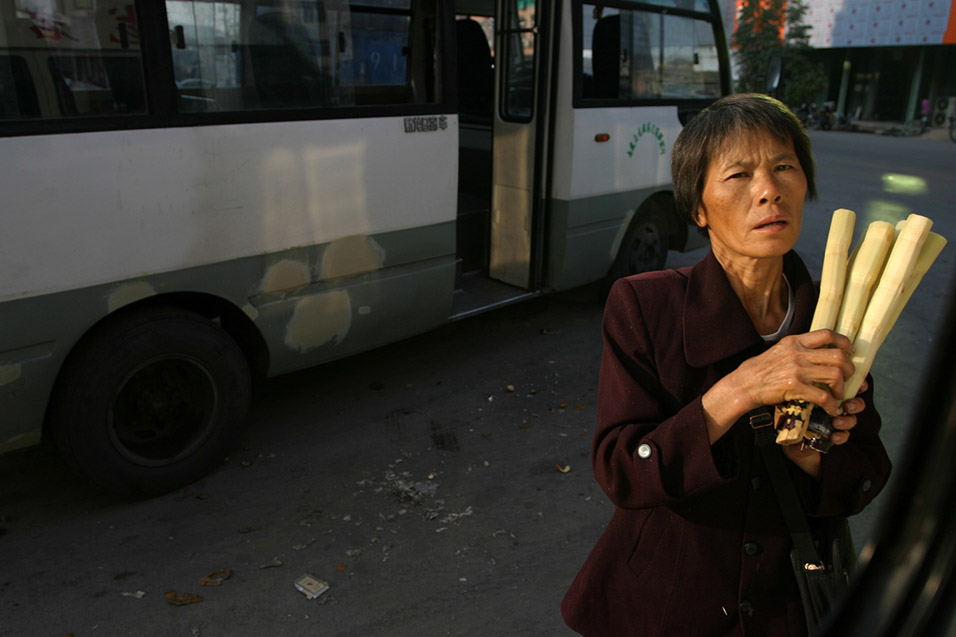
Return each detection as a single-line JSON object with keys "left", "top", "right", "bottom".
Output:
{"left": 707, "top": 126, "right": 795, "bottom": 167}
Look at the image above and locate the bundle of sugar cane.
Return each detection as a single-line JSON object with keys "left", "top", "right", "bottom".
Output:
{"left": 775, "top": 208, "right": 855, "bottom": 445}
{"left": 774, "top": 210, "right": 947, "bottom": 446}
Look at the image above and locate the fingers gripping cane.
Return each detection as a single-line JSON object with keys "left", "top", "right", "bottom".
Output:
{"left": 775, "top": 210, "right": 946, "bottom": 452}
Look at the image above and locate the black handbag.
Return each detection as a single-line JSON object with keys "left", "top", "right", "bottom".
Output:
{"left": 750, "top": 408, "right": 854, "bottom": 635}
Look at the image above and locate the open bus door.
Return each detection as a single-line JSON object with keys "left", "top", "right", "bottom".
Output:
{"left": 489, "top": 0, "right": 541, "bottom": 290}
{"left": 452, "top": 0, "right": 549, "bottom": 317}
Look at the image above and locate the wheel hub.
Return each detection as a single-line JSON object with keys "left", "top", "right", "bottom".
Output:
{"left": 109, "top": 356, "right": 218, "bottom": 466}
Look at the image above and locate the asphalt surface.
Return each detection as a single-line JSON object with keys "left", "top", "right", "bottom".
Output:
{"left": 1, "top": 290, "right": 610, "bottom": 636}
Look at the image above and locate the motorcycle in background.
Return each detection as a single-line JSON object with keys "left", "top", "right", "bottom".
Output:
{"left": 794, "top": 102, "right": 834, "bottom": 130}
{"left": 816, "top": 102, "right": 835, "bottom": 130}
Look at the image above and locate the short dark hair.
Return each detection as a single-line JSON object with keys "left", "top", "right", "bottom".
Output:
{"left": 671, "top": 93, "right": 816, "bottom": 234}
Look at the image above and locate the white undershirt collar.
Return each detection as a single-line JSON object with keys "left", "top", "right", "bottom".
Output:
{"left": 760, "top": 274, "right": 794, "bottom": 342}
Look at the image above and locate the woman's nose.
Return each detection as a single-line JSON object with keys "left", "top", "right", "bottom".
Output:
{"left": 755, "top": 172, "right": 783, "bottom": 204}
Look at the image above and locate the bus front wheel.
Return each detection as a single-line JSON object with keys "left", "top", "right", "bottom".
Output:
{"left": 608, "top": 208, "right": 669, "bottom": 282}
{"left": 50, "top": 307, "right": 251, "bottom": 496}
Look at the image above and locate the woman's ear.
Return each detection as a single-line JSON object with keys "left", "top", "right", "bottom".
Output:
{"left": 695, "top": 204, "right": 708, "bottom": 229}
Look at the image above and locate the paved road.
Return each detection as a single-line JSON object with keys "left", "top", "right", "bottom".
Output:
{"left": 1, "top": 130, "right": 954, "bottom": 636}
{"left": 1, "top": 291, "right": 612, "bottom": 636}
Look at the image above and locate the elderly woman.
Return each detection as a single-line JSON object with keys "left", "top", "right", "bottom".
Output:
{"left": 561, "top": 94, "right": 892, "bottom": 636}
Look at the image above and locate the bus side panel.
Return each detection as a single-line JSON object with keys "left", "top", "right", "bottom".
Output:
{"left": 0, "top": 220, "right": 456, "bottom": 453}
{"left": 0, "top": 331, "right": 55, "bottom": 453}
{"left": 248, "top": 223, "right": 456, "bottom": 374}
{"left": 556, "top": 105, "right": 681, "bottom": 200}
{"left": 547, "top": 105, "right": 683, "bottom": 288}
{"left": 546, "top": 186, "right": 671, "bottom": 290}
{"left": 0, "top": 116, "right": 458, "bottom": 303}
{"left": 0, "top": 115, "right": 458, "bottom": 452}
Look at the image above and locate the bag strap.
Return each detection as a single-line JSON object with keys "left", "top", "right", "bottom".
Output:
{"left": 749, "top": 407, "right": 826, "bottom": 572}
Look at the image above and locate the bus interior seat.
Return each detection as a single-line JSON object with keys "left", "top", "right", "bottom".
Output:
{"left": 455, "top": 18, "right": 493, "bottom": 119}
{"left": 591, "top": 14, "right": 620, "bottom": 99}
{"left": 44, "top": 57, "right": 79, "bottom": 115}
{"left": 101, "top": 57, "right": 146, "bottom": 113}
{"left": 0, "top": 55, "right": 41, "bottom": 119}
{"left": 249, "top": 11, "right": 323, "bottom": 109}
{"left": 5, "top": 18, "right": 71, "bottom": 117}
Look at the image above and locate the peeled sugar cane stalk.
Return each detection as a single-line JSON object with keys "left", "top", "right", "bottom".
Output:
{"left": 810, "top": 208, "right": 857, "bottom": 331}
{"left": 842, "top": 213, "right": 934, "bottom": 400}
{"left": 874, "top": 232, "right": 947, "bottom": 354}
{"left": 775, "top": 208, "right": 856, "bottom": 445}
{"left": 835, "top": 220, "right": 895, "bottom": 342}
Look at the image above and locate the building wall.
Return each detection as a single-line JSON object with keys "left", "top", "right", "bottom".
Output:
{"left": 724, "top": 0, "right": 956, "bottom": 123}
{"left": 805, "top": 0, "right": 956, "bottom": 47}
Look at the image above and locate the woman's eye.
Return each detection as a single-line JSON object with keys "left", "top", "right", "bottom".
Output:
{"left": 775, "top": 164, "right": 794, "bottom": 172}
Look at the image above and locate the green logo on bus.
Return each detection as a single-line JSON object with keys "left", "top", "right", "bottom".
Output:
{"left": 627, "top": 122, "right": 666, "bottom": 157}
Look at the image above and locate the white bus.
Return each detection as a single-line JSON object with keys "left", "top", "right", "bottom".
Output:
{"left": 0, "top": 0, "right": 729, "bottom": 494}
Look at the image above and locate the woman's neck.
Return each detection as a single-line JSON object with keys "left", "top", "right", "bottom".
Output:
{"left": 713, "top": 250, "right": 789, "bottom": 335}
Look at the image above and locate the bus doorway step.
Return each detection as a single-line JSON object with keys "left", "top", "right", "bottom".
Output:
{"left": 449, "top": 271, "right": 539, "bottom": 321}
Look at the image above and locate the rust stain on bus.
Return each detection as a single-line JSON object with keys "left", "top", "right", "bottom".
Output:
{"left": 285, "top": 290, "right": 352, "bottom": 352}
{"left": 260, "top": 259, "right": 310, "bottom": 294}
{"left": 321, "top": 235, "right": 384, "bottom": 280}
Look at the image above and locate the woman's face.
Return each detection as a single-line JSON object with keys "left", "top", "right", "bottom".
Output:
{"left": 697, "top": 131, "right": 807, "bottom": 264}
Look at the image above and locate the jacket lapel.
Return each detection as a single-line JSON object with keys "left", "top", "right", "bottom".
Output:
{"left": 786, "top": 253, "right": 816, "bottom": 335}
{"left": 683, "top": 250, "right": 817, "bottom": 368}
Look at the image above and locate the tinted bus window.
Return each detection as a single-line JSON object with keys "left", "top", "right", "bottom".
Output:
{"left": 166, "top": 0, "right": 440, "bottom": 112}
{"left": 500, "top": 0, "right": 535, "bottom": 122}
{"left": 0, "top": 2, "right": 147, "bottom": 120}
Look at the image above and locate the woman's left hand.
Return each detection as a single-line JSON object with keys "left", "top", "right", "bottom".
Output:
{"left": 782, "top": 382, "right": 867, "bottom": 478}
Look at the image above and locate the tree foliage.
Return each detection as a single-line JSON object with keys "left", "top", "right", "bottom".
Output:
{"left": 732, "top": 0, "right": 826, "bottom": 107}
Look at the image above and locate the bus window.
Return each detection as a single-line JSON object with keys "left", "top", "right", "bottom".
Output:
{"left": 0, "top": 2, "right": 147, "bottom": 119}
{"left": 659, "top": 15, "right": 722, "bottom": 99}
{"left": 455, "top": 16, "right": 493, "bottom": 120}
{"left": 580, "top": 2, "right": 722, "bottom": 102}
{"left": 500, "top": 0, "right": 534, "bottom": 122}
{"left": 166, "top": 0, "right": 440, "bottom": 112}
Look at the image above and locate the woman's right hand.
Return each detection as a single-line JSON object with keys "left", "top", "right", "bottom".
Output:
{"left": 736, "top": 329, "right": 856, "bottom": 415}
{"left": 701, "top": 329, "right": 856, "bottom": 443}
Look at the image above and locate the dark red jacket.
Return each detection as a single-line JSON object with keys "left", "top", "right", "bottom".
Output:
{"left": 561, "top": 250, "right": 891, "bottom": 636}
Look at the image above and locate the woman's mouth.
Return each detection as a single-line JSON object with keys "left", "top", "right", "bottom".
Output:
{"left": 755, "top": 219, "right": 788, "bottom": 230}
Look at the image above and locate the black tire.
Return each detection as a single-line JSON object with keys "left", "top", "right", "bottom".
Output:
{"left": 50, "top": 307, "right": 251, "bottom": 496}
{"left": 607, "top": 209, "right": 670, "bottom": 283}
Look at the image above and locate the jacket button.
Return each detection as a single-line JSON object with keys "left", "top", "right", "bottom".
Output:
{"left": 751, "top": 476, "right": 762, "bottom": 490}
{"left": 744, "top": 542, "right": 759, "bottom": 556}
{"left": 638, "top": 443, "right": 652, "bottom": 459}
{"left": 862, "top": 478, "right": 872, "bottom": 492}
{"left": 739, "top": 599, "right": 753, "bottom": 616}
